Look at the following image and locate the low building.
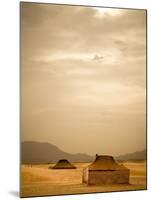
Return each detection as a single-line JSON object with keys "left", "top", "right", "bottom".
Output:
{"left": 50, "top": 159, "right": 76, "bottom": 169}
{"left": 83, "top": 154, "right": 129, "bottom": 185}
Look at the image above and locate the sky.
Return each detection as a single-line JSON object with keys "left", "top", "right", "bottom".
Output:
{"left": 21, "top": 3, "right": 146, "bottom": 156}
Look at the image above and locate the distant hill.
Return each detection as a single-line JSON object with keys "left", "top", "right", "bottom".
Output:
{"left": 116, "top": 149, "right": 147, "bottom": 161}
{"left": 21, "top": 141, "right": 146, "bottom": 164}
{"left": 21, "top": 141, "right": 93, "bottom": 164}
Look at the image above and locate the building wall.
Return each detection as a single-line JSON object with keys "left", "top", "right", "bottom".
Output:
{"left": 83, "top": 169, "right": 129, "bottom": 185}
{"left": 83, "top": 168, "right": 88, "bottom": 183}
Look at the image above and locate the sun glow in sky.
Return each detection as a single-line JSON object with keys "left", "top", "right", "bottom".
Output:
{"left": 94, "top": 7, "right": 122, "bottom": 16}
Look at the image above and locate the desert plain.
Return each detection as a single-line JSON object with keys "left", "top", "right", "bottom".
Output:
{"left": 21, "top": 161, "right": 146, "bottom": 197}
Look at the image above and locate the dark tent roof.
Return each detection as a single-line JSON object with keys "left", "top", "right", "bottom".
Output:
{"left": 88, "top": 155, "right": 129, "bottom": 171}
{"left": 51, "top": 159, "right": 76, "bottom": 169}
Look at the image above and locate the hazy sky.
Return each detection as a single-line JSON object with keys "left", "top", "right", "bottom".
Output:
{"left": 21, "top": 3, "right": 146, "bottom": 156}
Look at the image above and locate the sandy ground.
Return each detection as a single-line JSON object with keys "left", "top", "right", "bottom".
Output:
{"left": 21, "top": 161, "right": 147, "bottom": 197}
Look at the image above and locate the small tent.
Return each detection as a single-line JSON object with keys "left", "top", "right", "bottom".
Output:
{"left": 83, "top": 154, "right": 129, "bottom": 185}
{"left": 50, "top": 159, "right": 76, "bottom": 169}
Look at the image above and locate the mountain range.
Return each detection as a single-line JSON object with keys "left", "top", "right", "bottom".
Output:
{"left": 21, "top": 141, "right": 146, "bottom": 164}
{"left": 21, "top": 141, "right": 93, "bottom": 164}
{"left": 116, "top": 149, "right": 147, "bottom": 161}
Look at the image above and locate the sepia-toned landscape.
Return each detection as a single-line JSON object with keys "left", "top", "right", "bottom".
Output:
{"left": 20, "top": 141, "right": 147, "bottom": 197}
{"left": 21, "top": 2, "right": 146, "bottom": 198}
{"left": 21, "top": 161, "right": 146, "bottom": 197}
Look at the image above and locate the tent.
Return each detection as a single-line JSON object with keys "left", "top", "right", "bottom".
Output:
{"left": 83, "top": 154, "right": 129, "bottom": 185}
{"left": 50, "top": 159, "right": 76, "bottom": 169}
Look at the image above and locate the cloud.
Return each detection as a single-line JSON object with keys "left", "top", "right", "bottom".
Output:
{"left": 93, "top": 54, "right": 104, "bottom": 61}
{"left": 21, "top": 3, "right": 146, "bottom": 155}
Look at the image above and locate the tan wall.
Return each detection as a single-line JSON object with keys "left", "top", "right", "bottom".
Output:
{"left": 83, "top": 168, "right": 88, "bottom": 183}
{"left": 83, "top": 169, "right": 129, "bottom": 185}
